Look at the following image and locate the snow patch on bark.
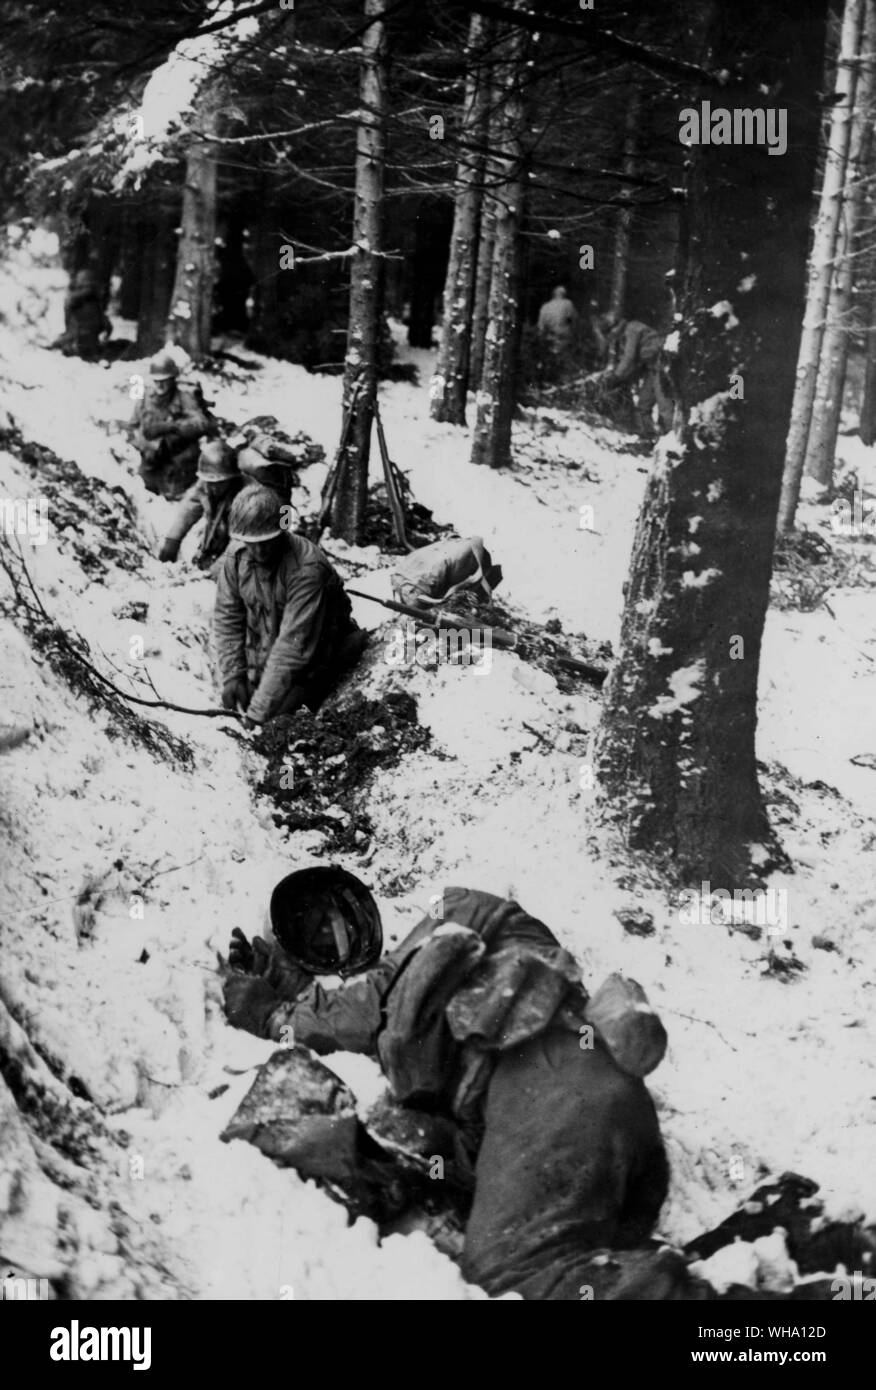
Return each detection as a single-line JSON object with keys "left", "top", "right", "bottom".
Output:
{"left": 647, "top": 660, "right": 705, "bottom": 717}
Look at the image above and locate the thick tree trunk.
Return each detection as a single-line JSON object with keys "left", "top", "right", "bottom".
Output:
{"left": 137, "top": 208, "right": 177, "bottom": 356}
{"left": 330, "top": 0, "right": 388, "bottom": 543}
{"left": 594, "top": 0, "right": 827, "bottom": 885}
{"left": 608, "top": 87, "right": 641, "bottom": 320}
{"left": 778, "top": 0, "right": 865, "bottom": 531}
{"left": 118, "top": 208, "right": 144, "bottom": 322}
{"left": 247, "top": 184, "right": 285, "bottom": 352}
{"left": 430, "top": 13, "right": 491, "bottom": 424}
{"left": 470, "top": 13, "right": 526, "bottom": 470}
{"left": 167, "top": 80, "right": 226, "bottom": 363}
{"left": 805, "top": 0, "right": 876, "bottom": 484}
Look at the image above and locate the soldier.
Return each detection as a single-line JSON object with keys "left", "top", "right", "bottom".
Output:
{"left": 390, "top": 536, "right": 502, "bottom": 616}
{"left": 537, "top": 286, "right": 579, "bottom": 380}
{"left": 596, "top": 311, "right": 674, "bottom": 439}
{"left": 157, "top": 440, "right": 243, "bottom": 570}
{"left": 130, "top": 351, "right": 214, "bottom": 500}
{"left": 213, "top": 485, "right": 367, "bottom": 723}
{"left": 223, "top": 870, "right": 674, "bottom": 1301}
{"left": 56, "top": 269, "right": 110, "bottom": 359}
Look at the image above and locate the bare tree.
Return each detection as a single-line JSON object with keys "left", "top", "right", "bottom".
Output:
{"left": 429, "top": 13, "right": 493, "bottom": 425}
{"left": 330, "top": 0, "right": 389, "bottom": 543}
{"left": 167, "top": 79, "right": 227, "bottom": 362}
{"left": 595, "top": 0, "right": 828, "bottom": 884}
{"left": 805, "top": 0, "right": 876, "bottom": 484}
{"left": 470, "top": 11, "right": 527, "bottom": 469}
{"left": 608, "top": 86, "right": 641, "bottom": 319}
{"left": 778, "top": 0, "right": 865, "bottom": 531}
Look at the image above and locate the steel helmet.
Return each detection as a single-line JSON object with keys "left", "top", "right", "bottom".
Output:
{"left": 197, "top": 439, "right": 238, "bottom": 482}
{"left": 270, "top": 866, "right": 383, "bottom": 976}
{"left": 149, "top": 350, "right": 180, "bottom": 381}
{"left": 228, "top": 484, "right": 284, "bottom": 542}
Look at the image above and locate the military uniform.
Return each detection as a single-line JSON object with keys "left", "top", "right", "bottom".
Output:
{"left": 213, "top": 532, "right": 365, "bottom": 722}
{"left": 159, "top": 476, "right": 244, "bottom": 569}
{"left": 226, "top": 887, "right": 669, "bottom": 1301}
{"left": 130, "top": 383, "right": 213, "bottom": 500}
{"left": 604, "top": 319, "right": 674, "bottom": 437}
{"left": 390, "top": 536, "right": 499, "bottom": 613}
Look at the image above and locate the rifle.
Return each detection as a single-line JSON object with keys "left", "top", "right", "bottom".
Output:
{"left": 317, "top": 378, "right": 363, "bottom": 539}
{"left": 345, "top": 588, "right": 608, "bottom": 684}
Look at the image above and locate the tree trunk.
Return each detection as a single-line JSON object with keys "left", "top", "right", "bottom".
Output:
{"left": 167, "top": 80, "right": 226, "bottom": 363}
{"left": 594, "top": 0, "right": 827, "bottom": 886}
{"left": 407, "top": 205, "right": 450, "bottom": 348}
{"left": 137, "top": 207, "right": 177, "bottom": 356}
{"left": 118, "top": 209, "right": 144, "bottom": 322}
{"left": 608, "top": 87, "right": 641, "bottom": 320}
{"left": 860, "top": 283, "right": 876, "bottom": 442}
{"left": 469, "top": 196, "right": 496, "bottom": 390}
{"left": 778, "top": 0, "right": 865, "bottom": 531}
{"left": 330, "top": 0, "right": 389, "bottom": 543}
{"left": 430, "top": 13, "right": 491, "bottom": 424}
{"left": 469, "top": 12, "right": 526, "bottom": 470}
{"left": 805, "top": 0, "right": 876, "bottom": 484}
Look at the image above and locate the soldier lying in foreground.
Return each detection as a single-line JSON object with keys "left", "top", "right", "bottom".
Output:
{"left": 223, "top": 868, "right": 678, "bottom": 1300}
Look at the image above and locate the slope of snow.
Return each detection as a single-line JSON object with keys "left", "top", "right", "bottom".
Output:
{"left": 1, "top": 233, "right": 875, "bottom": 1296}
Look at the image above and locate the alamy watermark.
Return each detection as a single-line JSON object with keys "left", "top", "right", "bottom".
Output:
{"left": 1, "top": 496, "right": 49, "bottom": 546}
{"left": 679, "top": 102, "right": 787, "bottom": 157}
{"left": 382, "top": 621, "right": 492, "bottom": 675}
{"left": 830, "top": 491, "right": 876, "bottom": 536}
{"left": 678, "top": 880, "right": 788, "bottom": 936}
{"left": 2, "top": 1273, "right": 49, "bottom": 1300}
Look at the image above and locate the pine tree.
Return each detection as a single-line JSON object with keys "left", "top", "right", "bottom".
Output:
{"left": 595, "top": 0, "right": 828, "bottom": 884}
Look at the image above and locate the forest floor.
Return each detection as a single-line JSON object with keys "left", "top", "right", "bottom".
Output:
{"left": 1, "top": 228, "right": 875, "bottom": 1299}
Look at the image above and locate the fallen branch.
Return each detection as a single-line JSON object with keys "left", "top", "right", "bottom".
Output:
{"left": 1, "top": 539, "right": 237, "bottom": 721}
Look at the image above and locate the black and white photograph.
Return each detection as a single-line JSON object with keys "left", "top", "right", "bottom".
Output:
{"left": 0, "top": 0, "right": 874, "bottom": 1345}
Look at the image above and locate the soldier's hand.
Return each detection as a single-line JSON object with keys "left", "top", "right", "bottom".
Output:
{"left": 222, "top": 676, "right": 250, "bottom": 712}
{"left": 228, "top": 927, "right": 254, "bottom": 972}
{"left": 251, "top": 936, "right": 272, "bottom": 977}
{"left": 223, "top": 973, "right": 279, "bottom": 1034}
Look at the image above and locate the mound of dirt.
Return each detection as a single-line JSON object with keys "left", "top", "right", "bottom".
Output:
{"left": 251, "top": 689, "right": 431, "bottom": 852}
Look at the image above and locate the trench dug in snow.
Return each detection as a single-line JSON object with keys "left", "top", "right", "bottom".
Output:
{"left": 1, "top": 241, "right": 875, "bottom": 1300}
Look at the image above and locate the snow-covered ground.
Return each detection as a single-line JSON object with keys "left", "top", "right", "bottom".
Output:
{"left": 1, "top": 229, "right": 875, "bottom": 1299}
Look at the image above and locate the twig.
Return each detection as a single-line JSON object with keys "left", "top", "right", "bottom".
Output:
{"left": 522, "top": 721, "right": 555, "bottom": 751}
{"left": 138, "top": 853, "right": 205, "bottom": 892}
{"left": 3, "top": 540, "right": 239, "bottom": 721}
{"left": 662, "top": 1007, "right": 738, "bottom": 1052}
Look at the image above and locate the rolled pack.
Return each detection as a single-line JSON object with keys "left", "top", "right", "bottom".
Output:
{"left": 583, "top": 972, "right": 667, "bottom": 1078}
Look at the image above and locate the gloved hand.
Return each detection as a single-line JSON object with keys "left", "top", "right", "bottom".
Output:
{"left": 223, "top": 973, "right": 280, "bottom": 1035}
{"left": 222, "top": 676, "right": 250, "bottom": 712}
{"left": 157, "top": 536, "right": 180, "bottom": 562}
{"left": 228, "top": 929, "right": 272, "bottom": 976}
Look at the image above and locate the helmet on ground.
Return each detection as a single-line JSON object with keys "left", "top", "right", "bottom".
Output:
{"left": 197, "top": 439, "right": 238, "bottom": 482}
{"left": 228, "top": 483, "right": 284, "bottom": 542}
{"left": 149, "top": 350, "right": 180, "bottom": 381}
{"left": 270, "top": 866, "right": 383, "bottom": 976}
